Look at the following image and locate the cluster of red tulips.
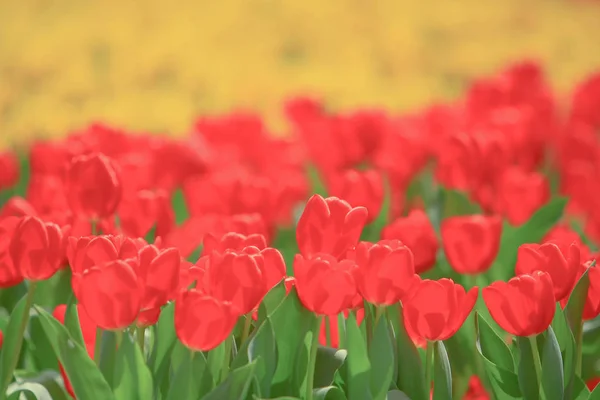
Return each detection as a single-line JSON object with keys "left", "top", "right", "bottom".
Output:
{"left": 1, "top": 60, "right": 600, "bottom": 400}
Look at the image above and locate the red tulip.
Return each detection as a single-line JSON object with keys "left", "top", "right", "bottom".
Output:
{"left": 293, "top": 253, "right": 358, "bottom": 315}
{"left": 403, "top": 278, "right": 478, "bottom": 341}
{"left": 137, "top": 307, "right": 162, "bottom": 327}
{"left": 137, "top": 245, "right": 181, "bottom": 310}
{"left": 119, "top": 189, "right": 174, "bottom": 239}
{"left": 559, "top": 261, "right": 600, "bottom": 321}
{"left": 464, "top": 376, "right": 490, "bottom": 400}
{"left": 0, "top": 329, "right": 3, "bottom": 349}
{"left": 296, "top": 195, "right": 368, "bottom": 260}
{"left": 483, "top": 271, "right": 555, "bottom": 337}
{"left": 0, "top": 197, "right": 37, "bottom": 219}
{"left": 0, "top": 217, "right": 23, "bottom": 287}
{"left": 587, "top": 377, "right": 600, "bottom": 392}
{"left": 382, "top": 209, "right": 438, "bottom": 274}
{"left": 65, "top": 153, "right": 122, "bottom": 219}
{"left": 9, "top": 216, "right": 64, "bottom": 281}
{"left": 175, "top": 289, "right": 238, "bottom": 351}
{"left": 78, "top": 259, "right": 143, "bottom": 330}
{"left": 327, "top": 169, "right": 384, "bottom": 223}
{"left": 196, "top": 232, "right": 267, "bottom": 269}
{"left": 352, "top": 240, "right": 418, "bottom": 305}
{"left": 441, "top": 215, "right": 502, "bottom": 275}
{"left": 53, "top": 304, "right": 98, "bottom": 398}
{"left": 204, "top": 248, "right": 280, "bottom": 315}
{"left": 495, "top": 167, "right": 550, "bottom": 226}
{"left": 0, "top": 151, "right": 19, "bottom": 191}
{"left": 515, "top": 242, "right": 580, "bottom": 301}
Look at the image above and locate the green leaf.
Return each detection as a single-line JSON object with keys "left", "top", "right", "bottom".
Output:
{"left": 517, "top": 337, "right": 540, "bottom": 400}
{"left": 345, "top": 312, "right": 372, "bottom": 400}
{"left": 33, "top": 269, "right": 73, "bottom": 310}
{"left": 0, "top": 290, "right": 35, "bottom": 398}
{"left": 495, "top": 197, "right": 567, "bottom": 280}
{"left": 6, "top": 382, "right": 52, "bottom": 400}
{"left": 148, "top": 303, "right": 177, "bottom": 394}
{"left": 113, "top": 333, "right": 153, "bottom": 400}
{"left": 306, "top": 164, "right": 327, "bottom": 197}
{"left": 432, "top": 341, "right": 451, "bottom": 400}
{"left": 166, "top": 350, "right": 213, "bottom": 400}
{"left": 27, "top": 315, "right": 59, "bottom": 371}
{"left": 572, "top": 375, "right": 590, "bottom": 400}
{"left": 257, "top": 281, "right": 287, "bottom": 323}
{"left": 98, "top": 330, "right": 118, "bottom": 388}
{"left": 541, "top": 327, "right": 564, "bottom": 400}
{"left": 368, "top": 317, "right": 394, "bottom": 400}
{"left": 313, "top": 386, "right": 347, "bottom": 400}
{"left": 440, "top": 187, "right": 481, "bottom": 217}
{"left": 476, "top": 313, "right": 514, "bottom": 372}
{"left": 387, "top": 306, "right": 427, "bottom": 400}
{"left": 314, "top": 347, "right": 347, "bottom": 388}
{"left": 171, "top": 188, "right": 189, "bottom": 225}
{"left": 386, "top": 390, "right": 412, "bottom": 400}
{"left": 10, "top": 370, "right": 68, "bottom": 400}
{"left": 591, "top": 383, "right": 600, "bottom": 400}
{"left": 207, "top": 339, "right": 228, "bottom": 384}
{"left": 565, "top": 269, "right": 590, "bottom": 397}
{"left": 203, "top": 360, "right": 258, "bottom": 400}
{"left": 32, "top": 306, "right": 114, "bottom": 400}
{"left": 270, "top": 290, "right": 318, "bottom": 397}
{"left": 232, "top": 319, "right": 277, "bottom": 397}
{"left": 63, "top": 301, "right": 85, "bottom": 348}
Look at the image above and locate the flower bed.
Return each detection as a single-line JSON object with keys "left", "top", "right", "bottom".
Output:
{"left": 1, "top": 61, "right": 600, "bottom": 399}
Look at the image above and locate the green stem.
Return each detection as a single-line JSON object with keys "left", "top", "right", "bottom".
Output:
{"left": 240, "top": 315, "right": 252, "bottom": 347}
{"left": 0, "top": 282, "right": 37, "bottom": 400}
{"left": 325, "top": 317, "right": 331, "bottom": 347}
{"left": 425, "top": 340, "right": 435, "bottom": 392}
{"left": 529, "top": 336, "right": 542, "bottom": 389}
{"left": 221, "top": 336, "right": 233, "bottom": 381}
{"left": 94, "top": 327, "right": 103, "bottom": 367}
{"left": 137, "top": 326, "right": 146, "bottom": 355}
{"left": 575, "top": 319, "right": 584, "bottom": 376}
{"left": 374, "top": 306, "right": 384, "bottom": 327}
{"left": 306, "top": 317, "right": 323, "bottom": 400}
{"left": 366, "top": 304, "right": 373, "bottom": 347}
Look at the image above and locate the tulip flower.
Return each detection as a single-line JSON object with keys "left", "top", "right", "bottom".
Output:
{"left": 294, "top": 253, "right": 358, "bottom": 316}
{"left": 0, "top": 151, "right": 19, "bottom": 191}
{"left": 403, "top": 278, "right": 478, "bottom": 341}
{"left": 515, "top": 241, "right": 580, "bottom": 301}
{"left": 119, "top": 189, "right": 174, "bottom": 239}
{"left": 495, "top": 167, "right": 550, "bottom": 226}
{"left": 352, "top": 240, "right": 418, "bottom": 305}
{"left": 65, "top": 152, "right": 122, "bottom": 220}
{"left": 0, "top": 217, "right": 23, "bottom": 287}
{"left": 483, "top": 271, "right": 555, "bottom": 337}
{"left": 382, "top": 209, "right": 438, "bottom": 274}
{"left": 441, "top": 215, "right": 502, "bottom": 275}
{"left": 175, "top": 289, "right": 238, "bottom": 352}
{"left": 296, "top": 195, "right": 368, "bottom": 260}
{"left": 327, "top": 169, "right": 384, "bottom": 223}
{"left": 560, "top": 260, "right": 600, "bottom": 321}
{"left": 9, "top": 216, "right": 64, "bottom": 281}
{"left": 137, "top": 245, "right": 181, "bottom": 310}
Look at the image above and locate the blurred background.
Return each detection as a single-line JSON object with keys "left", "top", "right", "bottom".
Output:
{"left": 1, "top": 0, "right": 600, "bottom": 148}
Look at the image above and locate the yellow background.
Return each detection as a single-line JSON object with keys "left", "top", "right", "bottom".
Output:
{"left": 1, "top": 0, "right": 600, "bottom": 148}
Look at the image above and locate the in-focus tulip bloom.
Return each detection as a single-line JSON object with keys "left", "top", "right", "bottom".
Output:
{"left": 204, "top": 246, "right": 285, "bottom": 315}
{"left": 0, "top": 217, "right": 23, "bottom": 287}
{"left": 197, "top": 232, "right": 267, "bottom": 269}
{"left": 327, "top": 169, "right": 384, "bottom": 223}
{"left": 294, "top": 253, "right": 358, "bottom": 315}
{"left": 441, "top": 215, "right": 502, "bottom": 275}
{"left": 65, "top": 152, "right": 122, "bottom": 220}
{"left": 352, "top": 240, "right": 418, "bottom": 305}
{"left": 78, "top": 259, "right": 143, "bottom": 330}
{"left": 403, "top": 278, "right": 478, "bottom": 342}
{"left": 296, "top": 195, "right": 368, "bottom": 260}
{"left": 137, "top": 245, "right": 181, "bottom": 311}
{"left": 483, "top": 271, "right": 555, "bottom": 337}
{"left": 515, "top": 242, "right": 580, "bottom": 301}
{"left": 54, "top": 304, "right": 98, "bottom": 398}
{"left": 382, "top": 209, "right": 438, "bottom": 274}
{"left": 9, "top": 216, "right": 64, "bottom": 281}
{"left": 175, "top": 289, "right": 238, "bottom": 352}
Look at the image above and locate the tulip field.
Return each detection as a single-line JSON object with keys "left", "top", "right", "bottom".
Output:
{"left": 2, "top": 60, "right": 600, "bottom": 400}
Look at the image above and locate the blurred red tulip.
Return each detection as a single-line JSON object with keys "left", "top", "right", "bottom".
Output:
{"left": 559, "top": 261, "right": 600, "bottom": 321}
{"left": 9, "top": 216, "right": 64, "bottom": 281}
{"left": 515, "top": 242, "right": 580, "bottom": 301}
{"left": 441, "top": 215, "right": 502, "bottom": 275}
{"left": 0, "top": 151, "right": 19, "bottom": 191}
{"left": 464, "top": 376, "right": 490, "bottom": 400}
{"left": 352, "top": 240, "right": 418, "bottom": 305}
{"left": 0, "top": 197, "right": 37, "bottom": 218}
{"left": 483, "top": 271, "right": 555, "bottom": 336}
{"left": 327, "top": 169, "right": 384, "bottom": 223}
{"left": 403, "top": 278, "right": 478, "bottom": 341}
{"left": 119, "top": 189, "right": 174, "bottom": 239}
{"left": 78, "top": 259, "right": 143, "bottom": 330}
{"left": 495, "top": 167, "right": 550, "bottom": 226}
{"left": 0, "top": 217, "right": 23, "bottom": 287}
{"left": 175, "top": 289, "right": 238, "bottom": 352}
{"left": 294, "top": 253, "right": 357, "bottom": 315}
{"left": 296, "top": 195, "right": 368, "bottom": 260}
{"left": 382, "top": 209, "right": 438, "bottom": 274}
{"left": 65, "top": 153, "right": 122, "bottom": 220}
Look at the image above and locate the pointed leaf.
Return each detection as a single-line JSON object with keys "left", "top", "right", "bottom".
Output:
{"left": 432, "top": 341, "right": 452, "bottom": 400}
{"left": 368, "top": 317, "right": 394, "bottom": 399}
{"left": 517, "top": 337, "right": 540, "bottom": 400}
{"left": 541, "top": 327, "right": 564, "bottom": 400}
{"left": 476, "top": 313, "right": 514, "bottom": 372}
{"left": 202, "top": 360, "right": 258, "bottom": 400}
{"left": 314, "top": 347, "right": 347, "bottom": 388}
{"left": 166, "top": 350, "right": 212, "bottom": 400}
{"left": 345, "top": 312, "right": 372, "bottom": 400}
{"left": 313, "top": 386, "right": 347, "bottom": 400}
{"left": 113, "top": 333, "right": 153, "bottom": 400}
